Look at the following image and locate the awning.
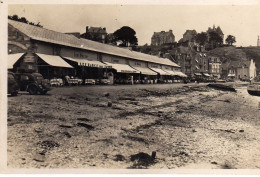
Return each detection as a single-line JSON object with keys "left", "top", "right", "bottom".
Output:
{"left": 203, "top": 73, "right": 211, "bottom": 77}
{"left": 36, "top": 53, "right": 73, "bottom": 68}
{"left": 194, "top": 73, "right": 202, "bottom": 76}
{"left": 131, "top": 66, "right": 157, "bottom": 75}
{"left": 63, "top": 57, "right": 106, "bottom": 68}
{"left": 149, "top": 68, "right": 169, "bottom": 75}
{"left": 104, "top": 62, "right": 139, "bottom": 73}
{"left": 175, "top": 71, "right": 188, "bottom": 77}
{"left": 163, "top": 69, "right": 176, "bottom": 76}
{"left": 8, "top": 53, "right": 25, "bottom": 69}
{"left": 228, "top": 74, "right": 236, "bottom": 77}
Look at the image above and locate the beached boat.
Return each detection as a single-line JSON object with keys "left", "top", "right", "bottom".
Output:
{"left": 247, "top": 82, "right": 260, "bottom": 96}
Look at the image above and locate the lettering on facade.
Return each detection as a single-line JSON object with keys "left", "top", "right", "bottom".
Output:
{"left": 113, "top": 59, "right": 119, "bottom": 63}
{"left": 74, "top": 52, "right": 88, "bottom": 59}
{"left": 151, "top": 64, "right": 158, "bottom": 68}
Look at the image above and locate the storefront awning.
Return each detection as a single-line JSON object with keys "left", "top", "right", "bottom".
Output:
{"left": 131, "top": 66, "right": 157, "bottom": 75}
{"left": 104, "top": 62, "right": 139, "bottom": 73}
{"left": 150, "top": 68, "right": 169, "bottom": 75}
{"left": 163, "top": 70, "right": 176, "bottom": 76}
{"left": 36, "top": 53, "right": 73, "bottom": 68}
{"left": 194, "top": 73, "right": 202, "bottom": 76}
{"left": 63, "top": 57, "right": 106, "bottom": 68}
{"left": 163, "top": 69, "right": 187, "bottom": 77}
{"left": 8, "top": 53, "right": 25, "bottom": 69}
{"left": 203, "top": 73, "right": 211, "bottom": 77}
{"left": 175, "top": 71, "right": 188, "bottom": 77}
{"left": 228, "top": 74, "right": 236, "bottom": 77}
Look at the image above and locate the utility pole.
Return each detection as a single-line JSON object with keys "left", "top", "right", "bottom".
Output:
{"left": 257, "top": 36, "right": 260, "bottom": 47}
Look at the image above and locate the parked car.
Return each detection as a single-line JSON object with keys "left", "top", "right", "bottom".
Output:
{"left": 85, "top": 79, "right": 95, "bottom": 85}
{"left": 100, "top": 79, "right": 110, "bottom": 85}
{"left": 8, "top": 72, "right": 19, "bottom": 96}
{"left": 15, "top": 73, "right": 51, "bottom": 95}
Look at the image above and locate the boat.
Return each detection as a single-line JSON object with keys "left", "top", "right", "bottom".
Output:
{"left": 247, "top": 82, "right": 260, "bottom": 96}
{"left": 247, "top": 76, "right": 260, "bottom": 96}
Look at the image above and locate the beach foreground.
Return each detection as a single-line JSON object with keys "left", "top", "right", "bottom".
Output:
{"left": 7, "top": 83, "right": 260, "bottom": 169}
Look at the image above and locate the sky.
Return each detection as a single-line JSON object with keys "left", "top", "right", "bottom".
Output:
{"left": 7, "top": 4, "right": 260, "bottom": 47}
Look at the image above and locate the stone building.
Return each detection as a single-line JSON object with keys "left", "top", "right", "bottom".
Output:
{"left": 206, "top": 25, "right": 224, "bottom": 49}
{"left": 208, "top": 55, "right": 222, "bottom": 78}
{"left": 172, "top": 42, "right": 209, "bottom": 77}
{"left": 151, "top": 30, "right": 175, "bottom": 46}
{"left": 182, "top": 30, "right": 197, "bottom": 42}
{"left": 223, "top": 59, "right": 257, "bottom": 80}
{"left": 236, "top": 59, "right": 257, "bottom": 80}
{"left": 207, "top": 25, "right": 224, "bottom": 40}
{"left": 8, "top": 19, "right": 185, "bottom": 84}
{"left": 80, "top": 26, "right": 107, "bottom": 43}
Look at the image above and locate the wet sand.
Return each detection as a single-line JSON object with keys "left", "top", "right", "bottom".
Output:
{"left": 7, "top": 83, "right": 260, "bottom": 169}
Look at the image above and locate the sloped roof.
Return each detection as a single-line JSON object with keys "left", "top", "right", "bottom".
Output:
{"left": 152, "top": 30, "right": 174, "bottom": 38}
{"left": 216, "top": 26, "right": 224, "bottom": 35}
{"left": 8, "top": 20, "right": 179, "bottom": 68}
{"left": 183, "top": 30, "right": 197, "bottom": 36}
{"left": 87, "top": 27, "right": 107, "bottom": 33}
{"left": 228, "top": 60, "right": 241, "bottom": 68}
{"left": 238, "top": 60, "right": 250, "bottom": 68}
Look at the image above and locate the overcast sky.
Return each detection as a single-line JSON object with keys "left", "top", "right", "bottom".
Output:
{"left": 8, "top": 4, "right": 260, "bottom": 47}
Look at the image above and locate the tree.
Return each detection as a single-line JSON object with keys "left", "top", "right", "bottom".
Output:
{"left": 195, "top": 32, "right": 207, "bottom": 45}
{"left": 8, "top": 14, "right": 43, "bottom": 28}
{"left": 225, "top": 35, "right": 236, "bottom": 46}
{"left": 113, "top": 26, "right": 138, "bottom": 47}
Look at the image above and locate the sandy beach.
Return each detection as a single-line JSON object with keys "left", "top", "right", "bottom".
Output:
{"left": 7, "top": 83, "right": 260, "bottom": 169}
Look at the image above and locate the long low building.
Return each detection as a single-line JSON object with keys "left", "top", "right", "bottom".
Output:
{"left": 8, "top": 19, "right": 186, "bottom": 84}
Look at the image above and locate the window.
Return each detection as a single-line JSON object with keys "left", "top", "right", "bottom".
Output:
{"left": 113, "top": 59, "right": 119, "bottom": 63}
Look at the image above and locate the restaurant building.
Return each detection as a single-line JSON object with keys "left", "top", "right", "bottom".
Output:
{"left": 8, "top": 20, "right": 185, "bottom": 84}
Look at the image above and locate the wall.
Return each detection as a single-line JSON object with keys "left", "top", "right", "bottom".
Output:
{"left": 237, "top": 67, "right": 249, "bottom": 79}
{"left": 148, "top": 62, "right": 161, "bottom": 69}
{"left": 249, "top": 60, "right": 256, "bottom": 79}
{"left": 128, "top": 59, "right": 147, "bottom": 68}
{"left": 35, "top": 42, "right": 54, "bottom": 55}
{"left": 36, "top": 41, "right": 99, "bottom": 61}
{"left": 101, "top": 53, "right": 127, "bottom": 64}
{"left": 8, "top": 24, "right": 35, "bottom": 54}
{"left": 161, "top": 65, "right": 171, "bottom": 71}
{"left": 61, "top": 47, "right": 98, "bottom": 60}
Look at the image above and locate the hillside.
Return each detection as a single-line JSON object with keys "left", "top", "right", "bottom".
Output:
{"left": 241, "top": 47, "right": 260, "bottom": 73}
{"left": 208, "top": 46, "right": 247, "bottom": 61}
{"left": 208, "top": 46, "right": 260, "bottom": 73}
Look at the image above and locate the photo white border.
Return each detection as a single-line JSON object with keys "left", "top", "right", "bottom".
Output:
{"left": 1, "top": 0, "right": 260, "bottom": 175}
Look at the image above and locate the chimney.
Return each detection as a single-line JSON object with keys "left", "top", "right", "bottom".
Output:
{"left": 86, "top": 26, "right": 89, "bottom": 33}
{"left": 169, "top": 30, "right": 172, "bottom": 33}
